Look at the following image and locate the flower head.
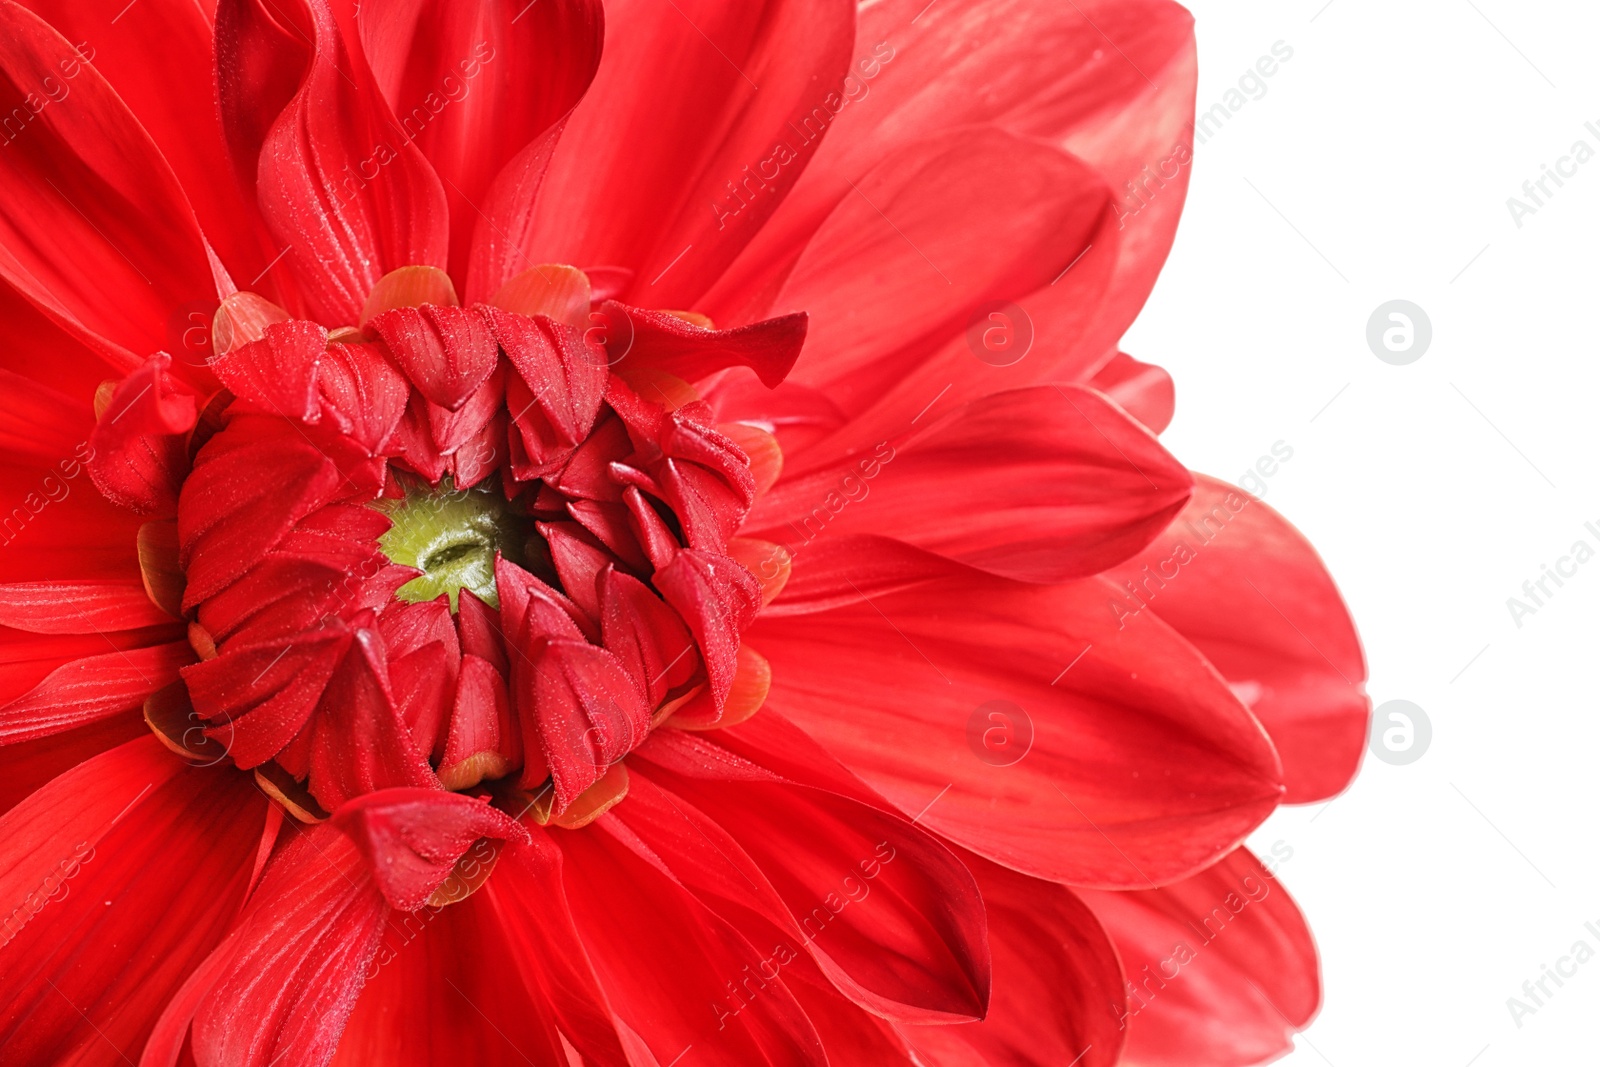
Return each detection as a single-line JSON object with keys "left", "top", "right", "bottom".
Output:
{"left": 0, "top": 1, "right": 1367, "bottom": 1065}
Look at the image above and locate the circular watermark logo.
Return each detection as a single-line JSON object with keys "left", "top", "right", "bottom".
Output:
{"left": 1366, "top": 300, "right": 1431, "bottom": 365}
{"left": 167, "top": 298, "right": 219, "bottom": 367}
{"left": 966, "top": 699, "right": 1033, "bottom": 767}
{"left": 583, "top": 304, "right": 635, "bottom": 367}
{"left": 1368, "top": 699, "right": 1431, "bottom": 765}
{"left": 965, "top": 300, "right": 1034, "bottom": 367}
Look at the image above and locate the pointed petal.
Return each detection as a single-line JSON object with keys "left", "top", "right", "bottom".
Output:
{"left": 521, "top": 0, "right": 855, "bottom": 308}
{"left": 240, "top": 0, "right": 449, "bottom": 324}
{"left": 601, "top": 302, "right": 807, "bottom": 389}
{"left": 1106, "top": 475, "right": 1369, "bottom": 802}
{"left": 1078, "top": 847, "right": 1321, "bottom": 1066}
{"left": 751, "top": 572, "right": 1284, "bottom": 887}
{"left": 331, "top": 787, "right": 527, "bottom": 912}
{"left": 86, "top": 353, "right": 199, "bottom": 516}
{"left": 626, "top": 731, "right": 992, "bottom": 1024}
{"left": 0, "top": 738, "right": 266, "bottom": 1063}
{"left": 900, "top": 851, "right": 1125, "bottom": 1067}
{"left": 1088, "top": 351, "right": 1175, "bottom": 434}
{"left": 0, "top": 640, "right": 191, "bottom": 744}
{"left": 747, "top": 387, "right": 1192, "bottom": 584}
{"left": 353, "top": 0, "right": 603, "bottom": 291}
{"left": 0, "top": 4, "right": 219, "bottom": 367}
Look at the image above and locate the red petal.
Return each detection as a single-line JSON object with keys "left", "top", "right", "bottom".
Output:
{"left": 521, "top": 0, "right": 855, "bottom": 308}
{"left": 318, "top": 340, "right": 413, "bottom": 453}
{"left": 513, "top": 636, "right": 647, "bottom": 808}
{"left": 307, "top": 621, "right": 440, "bottom": 809}
{"left": 751, "top": 572, "right": 1283, "bottom": 887}
{"left": 170, "top": 824, "right": 391, "bottom": 1067}
{"left": 0, "top": 366, "right": 93, "bottom": 466}
{"left": 0, "top": 279, "right": 115, "bottom": 404}
{"left": 598, "top": 567, "right": 695, "bottom": 706}
{"left": 332, "top": 786, "right": 528, "bottom": 910}
{"left": 353, "top": 0, "right": 604, "bottom": 292}
{"left": 717, "top": 0, "right": 1194, "bottom": 354}
{"left": 553, "top": 814, "right": 829, "bottom": 1066}
{"left": 1079, "top": 846, "right": 1321, "bottom": 1066}
{"left": 748, "top": 386, "right": 1192, "bottom": 584}
{"left": 244, "top": 0, "right": 449, "bottom": 325}
{"left": 900, "top": 851, "right": 1125, "bottom": 1067}
{"left": 601, "top": 302, "right": 807, "bottom": 389}
{"left": 215, "top": 0, "right": 313, "bottom": 202}
{"left": 0, "top": 640, "right": 190, "bottom": 744}
{"left": 489, "top": 306, "right": 607, "bottom": 476}
{"left": 0, "top": 710, "right": 147, "bottom": 816}
{"left": 0, "top": 738, "right": 266, "bottom": 1062}
{"left": 87, "top": 354, "right": 199, "bottom": 516}
{"left": 628, "top": 731, "right": 993, "bottom": 1024}
{"left": 1107, "top": 474, "right": 1370, "bottom": 802}
{"left": 0, "top": 462, "right": 145, "bottom": 584}
{"left": 718, "top": 129, "right": 1112, "bottom": 417}
{"left": 0, "top": 579, "right": 173, "bottom": 633}
{"left": 0, "top": 5, "right": 219, "bottom": 367}
{"left": 369, "top": 304, "right": 498, "bottom": 411}
{"left": 178, "top": 416, "right": 347, "bottom": 607}
{"left": 17, "top": 0, "right": 277, "bottom": 292}
{"left": 330, "top": 883, "right": 573, "bottom": 1066}
{"left": 210, "top": 319, "right": 330, "bottom": 422}
{"left": 1089, "top": 351, "right": 1176, "bottom": 435}
{"left": 484, "top": 830, "right": 637, "bottom": 1065}
{"left": 654, "top": 549, "right": 761, "bottom": 722}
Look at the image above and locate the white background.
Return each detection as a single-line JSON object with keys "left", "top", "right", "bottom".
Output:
{"left": 1123, "top": 0, "right": 1600, "bottom": 1062}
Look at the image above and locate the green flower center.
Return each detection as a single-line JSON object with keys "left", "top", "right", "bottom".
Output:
{"left": 375, "top": 478, "right": 529, "bottom": 611}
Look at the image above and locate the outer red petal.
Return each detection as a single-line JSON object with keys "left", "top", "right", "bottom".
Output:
{"left": 0, "top": 365, "right": 92, "bottom": 466}
{"left": 238, "top": 0, "right": 449, "bottom": 325}
{"left": 0, "top": 640, "right": 191, "bottom": 745}
{"left": 17, "top": 0, "right": 278, "bottom": 290}
{"left": 485, "top": 830, "right": 636, "bottom": 1066}
{"left": 148, "top": 823, "right": 390, "bottom": 1067}
{"left": 715, "top": 0, "right": 1194, "bottom": 339}
{"left": 0, "top": 459, "right": 147, "bottom": 586}
{"left": 1078, "top": 846, "right": 1321, "bottom": 1067}
{"left": 900, "top": 851, "right": 1126, "bottom": 1067}
{"left": 1088, "top": 352, "right": 1176, "bottom": 435}
{"left": 555, "top": 813, "right": 830, "bottom": 1066}
{"left": 0, "top": 711, "right": 147, "bottom": 816}
{"left": 751, "top": 571, "right": 1284, "bottom": 888}
{"left": 0, "top": 738, "right": 266, "bottom": 1063}
{"left": 354, "top": 0, "right": 603, "bottom": 293}
{"left": 747, "top": 386, "right": 1192, "bottom": 583}
{"left": 0, "top": 3, "right": 220, "bottom": 368}
{"left": 625, "top": 729, "right": 993, "bottom": 1024}
{"left": 329, "top": 884, "right": 571, "bottom": 1066}
{"left": 1106, "top": 475, "right": 1370, "bottom": 802}
{"left": 0, "top": 579, "right": 174, "bottom": 634}
{"left": 521, "top": 0, "right": 855, "bottom": 308}
{"left": 0, "top": 280, "right": 117, "bottom": 400}
{"left": 713, "top": 128, "right": 1116, "bottom": 420}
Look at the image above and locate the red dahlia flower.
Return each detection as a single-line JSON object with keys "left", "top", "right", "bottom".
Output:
{"left": 0, "top": 0, "right": 1368, "bottom": 1064}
